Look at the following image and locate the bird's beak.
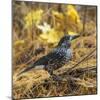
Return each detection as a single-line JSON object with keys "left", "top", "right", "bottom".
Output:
{"left": 70, "top": 34, "right": 80, "bottom": 41}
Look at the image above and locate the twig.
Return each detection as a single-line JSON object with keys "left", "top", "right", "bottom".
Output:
{"left": 67, "top": 48, "right": 96, "bottom": 73}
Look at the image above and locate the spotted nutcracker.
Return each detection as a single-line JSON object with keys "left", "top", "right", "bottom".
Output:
{"left": 18, "top": 34, "right": 79, "bottom": 80}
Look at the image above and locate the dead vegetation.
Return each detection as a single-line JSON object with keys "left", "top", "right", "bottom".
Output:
{"left": 12, "top": 1, "right": 97, "bottom": 99}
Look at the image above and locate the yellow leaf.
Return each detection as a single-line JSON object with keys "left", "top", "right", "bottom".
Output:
{"left": 40, "top": 33, "right": 49, "bottom": 40}
{"left": 24, "top": 9, "right": 43, "bottom": 27}
{"left": 39, "top": 28, "right": 64, "bottom": 43}
{"left": 68, "top": 31, "right": 79, "bottom": 36}
{"left": 52, "top": 11, "right": 65, "bottom": 31}
{"left": 66, "top": 5, "right": 80, "bottom": 24}
{"left": 14, "top": 40, "right": 25, "bottom": 46}
{"left": 66, "top": 5, "right": 83, "bottom": 32}
{"left": 52, "top": 10, "right": 64, "bottom": 20}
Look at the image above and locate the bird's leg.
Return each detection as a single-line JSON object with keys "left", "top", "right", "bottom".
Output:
{"left": 45, "top": 66, "right": 63, "bottom": 81}
{"left": 48, "top": 68, "right": 63, "bottom": 81}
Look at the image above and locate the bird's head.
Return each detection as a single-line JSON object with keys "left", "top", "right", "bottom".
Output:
{"left": 57, "top": 34, "right": 80, "bottom": 48}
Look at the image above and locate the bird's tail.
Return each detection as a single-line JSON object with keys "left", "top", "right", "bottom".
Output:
{"left": 17, "top": 63, "right": 35, "bottom": 76}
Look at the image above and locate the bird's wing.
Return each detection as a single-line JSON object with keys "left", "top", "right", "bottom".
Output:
{"left": 34, "top": 49, "right": 60, "bottom": 66}
{"left": 17, "top": 50, "right": 59, "bottom": 76}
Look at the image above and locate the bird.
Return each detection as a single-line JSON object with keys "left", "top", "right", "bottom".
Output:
{"left": 18, "top": 34, "right": 79, "bottom": 81}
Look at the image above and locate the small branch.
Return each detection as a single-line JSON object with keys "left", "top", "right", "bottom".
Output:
{"left": 67, "top": 48, "right": 96, "bottom": 73}
{"left": 63, "top": 66, "right": 96, "bottom": 77}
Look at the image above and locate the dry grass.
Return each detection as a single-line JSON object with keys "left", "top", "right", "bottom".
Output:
{"left": 12, "top": 1, "right": 97, "bottom": 99}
